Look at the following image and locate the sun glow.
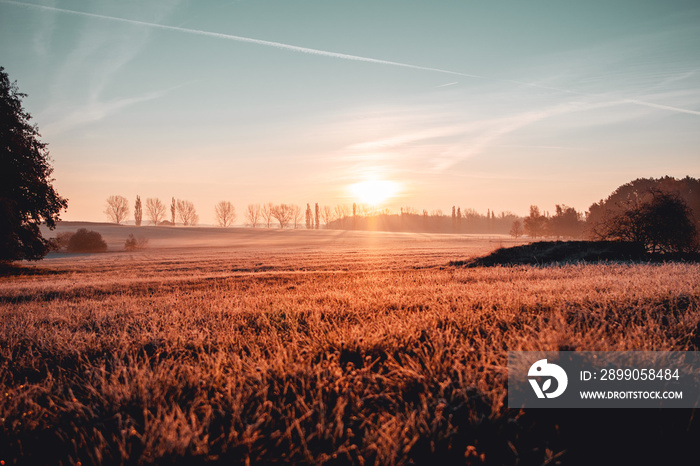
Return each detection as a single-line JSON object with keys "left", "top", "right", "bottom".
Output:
{"left": 350, "top": 179, "right": 400, "bottom": 206}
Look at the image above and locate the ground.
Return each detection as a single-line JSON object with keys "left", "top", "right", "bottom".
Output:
{"left": 1, "top": 224, "right": 699, "bottom": 464}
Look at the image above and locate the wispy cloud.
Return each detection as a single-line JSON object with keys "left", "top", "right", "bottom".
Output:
{"left": 42, "top": 86, "right": 180, "bottom": 136}
{"left": 335, "top": 96, "right": 651, "bottom": 176}
{"left": 23, "top": 0, "right": 182, "bottom": 135}
{"left": 4, "top": 0, "right": 699, "bottom": 118}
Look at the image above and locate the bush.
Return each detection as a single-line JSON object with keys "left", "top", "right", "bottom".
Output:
{"left": 46, "top": 231, "right": 73, "bottom": 252}
{"left": 66, "top": 229, "right": 107, "bottom": 253}
{"left": 124, "top": 234, "right": 148, "bottom": 251}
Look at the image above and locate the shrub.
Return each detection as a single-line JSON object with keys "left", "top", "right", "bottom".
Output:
{"left": 66, "top": 228, "right": 107, "bottom": 253}
{"left": 47, "top": 231, "right": 74, "bottom": 252}
{"left": 124, "top": 234, "right": 148, "bottom": 251}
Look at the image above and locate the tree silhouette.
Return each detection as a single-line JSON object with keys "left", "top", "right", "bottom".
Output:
{"left": 176, "top": 199, "right": 198, "bottom": 226}
{"left": 215, "top": 201, "right": 236, "bottom": 227}
{"left": 321, "top": 205, "right": 333, "bottom": 228}
{"left": 134, "top": 195, "right": 142, "bottom": 226}
{"left": 594, "top": 190, "right": 698, "bottom": 253}
{"left": 271, "top": 204, "right": 293, "bottom": 229}
{"left": 246, "top": 204, "right": 261, "bottom": 228}
{"left": 315, "top": 203, "right": 320, "bottom": 229}
{"left": 549, "top": 205, "right": 583, "bottom": 238}
{"left": 170, "top": 197, "right": 176, "bottom": 224}
{"left": 305, "top": 203, "right": 313, "bottom": 229}
{"left": 587, "top": 177, "right": 700, "bottom": 239}
{"left": 261, "top": 203, "right": 274, "bottom": 228}
{"left": 523, "top": 205, "right": 547, "bottom": 238}
{"left": 105, "top": 195, "right": 129, "bottom": 224}
{"left": 510, "top": 220, "right": 524, "bottom": 238}
{"left": 0, "top": 67, "right": 67, "bottom": 261}
{"left": 291, "top": 204, "right": 303, "bottom": 229}
{"left": 334, "top": 205, "right": 347, "bottom": 227}
{"left": 145, "top": 198, "right": 166, "bottom": 225}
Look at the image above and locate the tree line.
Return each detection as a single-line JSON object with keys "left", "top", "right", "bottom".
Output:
{"left": 103, "top": 194, "right": 584, "bottom": 236}
{"left": 102, "top": 175, "right": 699, "bottom": 254}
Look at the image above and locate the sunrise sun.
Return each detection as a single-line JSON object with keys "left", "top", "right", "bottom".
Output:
{"left": 350, "top": 179, "right": 400, "bottom": 205}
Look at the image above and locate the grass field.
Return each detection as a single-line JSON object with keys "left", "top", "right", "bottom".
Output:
{"left": 2, "top": 224, "right": 699, "bottom": 464}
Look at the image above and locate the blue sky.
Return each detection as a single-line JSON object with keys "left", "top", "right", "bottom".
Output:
{"left": 1, "top": 0, "right": 699, "bottom": 223}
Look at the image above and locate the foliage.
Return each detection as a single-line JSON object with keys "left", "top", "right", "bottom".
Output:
{"left": 66, "top": 228, "right": 108, "bottom": 253}
{"left": 51, "top": 231, "right": 75, "bottom": 251}
{"left": 509, "top": 219, "right": 523, "bottom": 238}
{"left": 523, "top": 205, "right": 547, "bottom": 238}
{"left": 588, "top": 176, "right": 700, "bottom": 238}
{"left": 124, "top": 234, "right": 148, "bottom": 251}
{"left": 134, "top": 195, "right": 142, "bottom": 227}
{"left": 305, "top": 203, "right": 313, "bottom": 229}
{"left": 0, "top": 67, "right": 67, "bottom": 262}
{"left": 593, "top": 189, "right": 698, "bottom": 253}
{"left": 104, "top": 195, "right": 129, "bottom": 224}
{"left": 549, "top": 205, "right": 584, "bottom": 238}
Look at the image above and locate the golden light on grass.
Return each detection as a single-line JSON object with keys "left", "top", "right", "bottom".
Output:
{"left": 349, "top": 179, "right": 400, "bottom": 205}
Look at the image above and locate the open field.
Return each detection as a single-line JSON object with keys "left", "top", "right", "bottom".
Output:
{"left": 2, "top": 226, "right": 700, "bottom": 464}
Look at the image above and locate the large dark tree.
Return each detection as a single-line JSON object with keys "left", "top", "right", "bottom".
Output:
{"left": 587, "top": 176, "right": 700, "bottom": 238}
{"left": 593, "top": 190, "right": 698, "bottom": 253}
{"left": 0, "top": 67, "right": 67, "bottom": 262}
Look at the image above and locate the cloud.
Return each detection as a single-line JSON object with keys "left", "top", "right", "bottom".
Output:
{"left": 5, "top": 0, "right": 699, "bottom": 118}
{"left": 3, "top": 0, "right": 485, "bottom": 80}
{"left": 23, "top": 0, "right": 182, "bottom": 135}
{"left": 42, "top": 87, "right": 178, "bottom": 136}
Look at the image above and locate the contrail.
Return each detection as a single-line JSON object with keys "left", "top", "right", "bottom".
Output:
{"left": 4, "top": 0, "right": 700, "bottom": 117}
{"left": 2, "top": 0, "right": 483, "bottom": 79}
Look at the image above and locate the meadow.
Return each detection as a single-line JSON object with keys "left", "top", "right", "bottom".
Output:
{"left": 1, "top": 224, "right": 699, "bottom": 464}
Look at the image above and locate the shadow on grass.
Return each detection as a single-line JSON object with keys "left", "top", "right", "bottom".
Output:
{"left": 0, "top": 263, "right": 63, "bottom": 277}
{"left": 451, "top": 241, "right": 700, "bottom": 267}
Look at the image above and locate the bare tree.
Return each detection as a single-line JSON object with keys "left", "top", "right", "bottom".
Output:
{"left": 321, "top": 205, "right": 334, "bottom": 228}
{"left": 215, "top": 201, "right": 236, "bottom": 227}
{"left": 510, "top": 219, "right": 524, "bottom": 238}
{"left": 291, "top": 204, "right": 303, "bottom": 229}
{"left": 145, "top": 198, "right": 166, "bottom": 225}
{"left": 334, "top": 204, "right": 349, "bottom": 227}
{"left": 261, "top": 202, "right": 274, "bottom": 228}
{"left": 170, "top": 197, "right": 176, "bottom": 224}
{"left": 176, "top": 199, "right": 199, "bottom": 226}
{"left": 271, "top": 203, "right": 293, "bottom": 229}
{"left": 315, "top": 203, "right": 320, "bottom": 229}
{"left": 105, "top": 195, "right": 129, "bottom": 224}
{"left": 134, "top": 195, "right": 142, "bottom": 226}
{"left": 246, "top": 203, "right": 261, "bottom": 228}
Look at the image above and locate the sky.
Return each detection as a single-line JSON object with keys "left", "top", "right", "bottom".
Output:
{"left": 1, "top": 0, "right": 699, "bottom": 224}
